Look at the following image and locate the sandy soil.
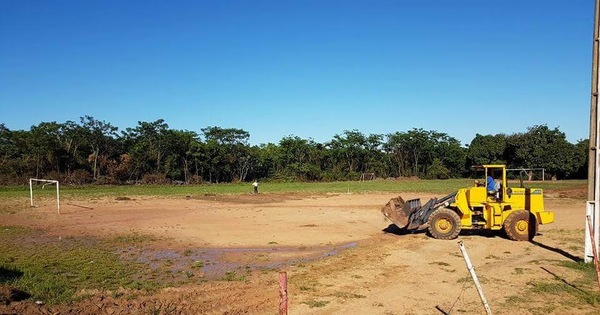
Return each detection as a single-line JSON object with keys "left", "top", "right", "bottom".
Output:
{"left": 0, "top": 191, "right": 594, "bottom": 314}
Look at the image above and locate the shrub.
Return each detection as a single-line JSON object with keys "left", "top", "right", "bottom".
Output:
{"left": 94, "top": 175, "right": 119, "bottom": 185}
{"left": 67, "top": 169, "right": 92, "bottom": 185}
{"left": 424, "top": 159, "right": 451, "bottom": 179}
{"left": 140, "top": 173, "right": 171, "bottom": 185}
{"left": 0, "top": 173, "right": 19, "bottom": 185}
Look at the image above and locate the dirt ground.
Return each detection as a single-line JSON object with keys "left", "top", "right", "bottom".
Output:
{"left": 0, "top": 189, "right": 595, "bottom": 314}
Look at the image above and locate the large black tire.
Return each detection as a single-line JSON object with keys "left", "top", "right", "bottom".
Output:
{"left": 428, "top": 208, "right": 461, "bottom": 240}
{"left": 503, "top": 210, "right": 538, "bottom": 241}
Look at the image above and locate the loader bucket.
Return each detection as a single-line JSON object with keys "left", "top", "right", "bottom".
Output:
{"left": 381, "top": 196, "right": 422, "bottom": 230}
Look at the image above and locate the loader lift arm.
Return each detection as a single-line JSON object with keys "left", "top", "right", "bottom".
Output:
{"left": 382, "top": 192, "right": 457, "bottom": 231}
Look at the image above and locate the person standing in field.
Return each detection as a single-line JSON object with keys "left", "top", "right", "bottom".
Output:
{"left": 253, "top": 180, "right": 259, "bottom": 194}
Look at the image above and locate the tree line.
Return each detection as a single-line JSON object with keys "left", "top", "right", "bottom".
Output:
{"left": 0, "top": 116, "right": 589, "bottom": 185}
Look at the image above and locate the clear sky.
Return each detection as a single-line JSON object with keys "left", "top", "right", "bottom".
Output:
{"left": 0, "top": 0, "right": 594, "bottom": 146}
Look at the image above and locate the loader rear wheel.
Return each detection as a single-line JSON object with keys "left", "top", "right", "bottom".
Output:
{"left": 504, "top": 210, "right": 538, "bottom": 241}
{"left": 428, "top": 208, "right": 461, "bottom": 240}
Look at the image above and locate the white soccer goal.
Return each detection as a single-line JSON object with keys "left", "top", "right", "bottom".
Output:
{"left": 29, "top": 178, "right": 60, "bottom": 214}
{"left": 507, "top": 168, "right": 546, "bottom": 181}
{"left": 360, "top": 173, "right": 375, "bottom": 182}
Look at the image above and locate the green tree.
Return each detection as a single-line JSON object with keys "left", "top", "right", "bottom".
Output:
{"left": 327, "top": 130, "right": 382, "bottom": 179}
{"left": 0, "top": 124, "right": 16, "bottom": 169}
{"left": 162, "top": 129, "right": 199, "bottom": 183}
{"left": 28, "top": 122, "right": 64, "bottom": 177}
{"left": 276, "top": 136, "right": 324, "bottom": 180}
{"left": 384, "top": 128, "right": 464, "bottom": 178}
{"left": 384, "top": 131, "right": 410, "bottom": 177}
{"left": 573, "top": 139, "right": 589, "bottom": 179}
{"left": 201, "top": 126, "right": 251, "bottom": 182}
{"left": 80, "top": 116, "right": 119, "bottom": 180}
{"left": 122, "top": 119, "right": 170, "bottom": 179}
{"left": 506, "top": 125, "right": 579, "bottom": 179}
{"left": 433, "top": 133, "right": 466, "bottom": 177}
{"left": 425, "top": 158, "right": 451, "bottom": 179}
{"left": 466, "top": 134, "right": 507, "bottom": 166}
{"left": 250, "top": 143, "right": 279, "bottom": 180}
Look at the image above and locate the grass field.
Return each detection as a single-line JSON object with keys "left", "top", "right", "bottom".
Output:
{"left": 0, "top": 178, "right": 588, "bottom": 199}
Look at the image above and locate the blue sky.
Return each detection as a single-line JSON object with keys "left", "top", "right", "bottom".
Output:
{"left": 0, "top": 0, "right": 593, "bottom": 146}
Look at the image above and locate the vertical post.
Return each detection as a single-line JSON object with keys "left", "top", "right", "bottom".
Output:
{"left": 588, "top": 0, "right": 600, "bottom": 264}
{"left": 56, "top": 181, "right": 60, "bottom": 214}
{"left": 458, "top": 241, "right": 492, "bottom": 315}
{"left": 542, "top": 168, "right": 545, "bottom": 181}
{"left": 29, "top": 178, "right": 33, "bottom": 207}
{"left": 587, "top": 215, "right": 600, "bottom": 291}
{"left": 279, "top": 271, "right": 288, "bottom": 315}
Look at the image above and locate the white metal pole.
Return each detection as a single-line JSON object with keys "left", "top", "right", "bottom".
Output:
{"left": 542, "top": 168, "right": 545, "bottom": 181}
{"left": 29, "top": 178, "right": 33, "bottom": 207}
{"left": 56, "top": 181, "right": 60, "bottom": 214}
{"left": 458, "top": 241, "right": 492, "bottom": 315}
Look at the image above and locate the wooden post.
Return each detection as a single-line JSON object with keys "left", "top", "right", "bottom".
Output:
{"left": 587, "top": 0, "right": 600, "bottom": 264}
{"left": 458, "top": 241, "right": 492, "bottom": 315}
{"left": 279, "top": 271, "right": 288, "bottom": 315}
{"left": 586, "top": 215, "right": 600, "bottom": 291}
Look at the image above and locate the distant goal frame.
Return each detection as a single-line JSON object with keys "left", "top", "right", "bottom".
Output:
{"left": 506, "top": 168, "right": 546, "bottom": 181}
{"left": 29, "top": 178, "right": 60, "bottom": 214}
{"left": 359, "top": 173, "right": 375, "bottom": 182}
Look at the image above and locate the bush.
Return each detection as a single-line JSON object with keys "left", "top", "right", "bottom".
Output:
{"left": 424, "top": 159, "right": 451, "bottom": 179}
{"left": 43, "top": 171, "right": 65, "bottom": 182}
{"left": 0, "top": 173, "right": 20, "bottom": 185}
{"left": 67, "top": 169, "right": 92, "bottom": 185}
{"left": 140, "top": 173, "right": 171, "bottom": 185}
{"left": 189, "top": 175, "right": 206, "bottom": 184}
{"left": 94, "top": 175, "right": 119, "bottom": 185}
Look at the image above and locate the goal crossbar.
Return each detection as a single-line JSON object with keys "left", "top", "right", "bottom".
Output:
{"left": 29, "top": 178, "right": 60, "bottom": 214}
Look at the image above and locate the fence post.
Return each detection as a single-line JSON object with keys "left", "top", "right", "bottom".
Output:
{"left": 586, "top": 215, "right": 600, "bottom": 291}
{"left": 279, "top": 271, "right": 288, "bottom": 315}
{"left": 458, "top": 241, "right": 492, "bottom": 315}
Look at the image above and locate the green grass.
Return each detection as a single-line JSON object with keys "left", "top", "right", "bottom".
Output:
{"left": 221, "top": 271, "right": 247, "bottom": 282}
{"left": 0, "top": 179, "right": 586, "bottom": 199}
{"left": 331, "top": 291, "right": 366, "bottom": 299}
{"left": 559, "top": 260, "right": 597, "bottom": 277}
{"left": 0, "top": 226, "right": 211, "bottom": 305}
{"left": 528, "top": 281, "right": 600, "bottom": 307}
{"left": 302, "top": 299, "right": 330, "bottom": 308}
{"left": 0, "top": 226, "right": 165, "bottom": 304}
{"left": 113, "top": 232, "right": 157, "bottom": 244}
{"left": 513, "top": 267, "right": 527, "bottom": 275}
{"left": 503, "top": 260, "right": 600, "bottom": 312}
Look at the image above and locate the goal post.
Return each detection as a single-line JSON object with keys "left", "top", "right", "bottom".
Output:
{"left": 29, "top": 178, "right": 60, "bottom": 214}
{"left": 359, "top": 173, "right": 375, "bottom": 182}
{"left": 506, "top": 168, "right": 546, "bottom": 181}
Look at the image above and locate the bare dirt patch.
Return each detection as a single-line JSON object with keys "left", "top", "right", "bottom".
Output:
{"left": 0, "top": 189, "right": 597, "bottom": 314}
{"left": 545, "top": 184, "right": 588, "bottom": 199}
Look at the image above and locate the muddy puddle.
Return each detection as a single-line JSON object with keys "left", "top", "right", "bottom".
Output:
{"left": 119, "top": 242, "right": 357, "bottom": 281}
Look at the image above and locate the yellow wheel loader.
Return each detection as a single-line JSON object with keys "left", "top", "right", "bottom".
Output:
{"left": 381, "top": 165, "right": 554, "bottom": 241}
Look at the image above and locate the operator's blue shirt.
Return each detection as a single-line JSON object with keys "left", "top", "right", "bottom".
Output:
{"left": 486, "top": 176, "right": 495, "bottom": 191}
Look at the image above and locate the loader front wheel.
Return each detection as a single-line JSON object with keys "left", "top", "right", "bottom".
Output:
{"left": 504, "top": 210, "right": 538, "bottom": 241}
{"left": 428, "top": 208, "right": 461, "bottom": 240}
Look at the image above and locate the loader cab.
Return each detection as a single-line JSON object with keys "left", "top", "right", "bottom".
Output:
{"left": 473, "top": 164, "right": 507, "bottom": 202}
